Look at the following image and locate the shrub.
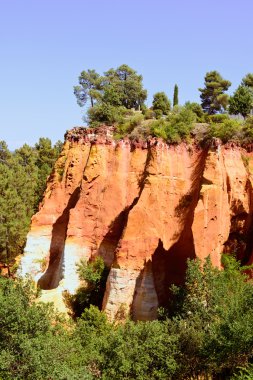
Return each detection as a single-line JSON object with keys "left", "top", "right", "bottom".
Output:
{"left": 150, "top": 107, "right": 196, "bottom": 143}
{"left": 116, "top": 113, "right": 144, "bottom": 138}
{"left": 208, "top": 113, "right": 230, "bottom": 123}
{"left": 184, "top": 101, "right": 205, "bottom": 122}
{"left": 0, "top": 276, "right": 93, "bottom": 380}
{"left": 66, "top": 257, "right": 109, "bottom": 317}
{"left": 88, "top": 103, "right": 127, "bottom": 126}
{"left": 154, "top": 108, "right": 163, "bottom": 119}
{"left": 168, "top": 255, "right": 253, "bottom": 379}
{"left": 208, "top": 119, "right": 241, "bottom": 143}
{"left": 150, "top": 119, "right": 181, "bottom": 143}
{"left": 241, "top": 115, "right": 253, "bottom": 142}
{"left": 76, "top": 311, "right": 179, "bottom": 380}
{"left": 129, "top": 124, "right": 151, "bottom": 141}
{"left": 143, "top": 108, "right": 155, "bottom": 120}
{"left": 232, "top": 365, "right": 253, "bottom": 380}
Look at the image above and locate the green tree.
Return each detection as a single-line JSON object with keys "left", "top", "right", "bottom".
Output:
{"left": 0, "top": 145, "right": 37, "bottom": 272}
{"left": 199, "top": 71, "right": 231, "bottom": 114}
{"left": 74, "top": 69, "right": 102, "bottom": 108}
{"left": 229, "top": 85, "right": 253, "bottom": 118}
{"left": 0, "top": 140, "right": 11, "bottom": 162}
{"left": 103, "top": 64, "right": 147, "bottom": 109}
{"left": 169, "top": 256, "right": 253, "bottom": 379}
{"left": 152, "top": 92, "right": 171, "bottom": 117}
{"left": 0, "top": 139, "right": 61, "bottom": 270}
{"left": 0, "top": 166, "right": 27, "bottom": 273}
{"left": 242, "top": 73, "right": 253, "bottom": 90}
{"left": 14, "top": 144, "right": 39, "bottom": 213}
{"left": 75, "top": 65, "right": 147, "bottom": 126}
{"left": 242, "top": 116, "right": 253, "bottom": 142}
{"left": 35, "top": 138, "right": 61, "bottom": 206}
{"left": 173, "top": 84, "right": 179, "bottom": 107}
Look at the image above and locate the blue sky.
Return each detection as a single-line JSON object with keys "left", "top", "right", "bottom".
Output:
{"left": 1, "top": 0, "right": 253, "bottom": 149}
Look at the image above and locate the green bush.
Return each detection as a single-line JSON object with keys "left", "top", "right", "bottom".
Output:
{"left": 150, "top": 119, "right": 181, "bottom": 143}
{"left": 143, "top": 108, "right": 155, "bottom": 120}
{"left": 184, "top": 101, "right": 205, "bottom": 122}
{"left": 75, "top": 311, "right": 179, "bottom": 380}
{"left": 241, "top": 115, "right": 253, "bottom": 142}
{"left": 150, "top": 107, "right": 196, "bottom": 143}
{"left": 168, "top": 255, "right": 253, "bottom": 379}
{"left": 129, "top": 125, "right": 151, "bottom": 141}
{"left": 0, "top": 276, "right": 91, "bottom": 380}
{"left": 208, "top": 113, "right": 230, "bottom": 123}
{"left": 208, "top": 119, "right": 241, "bottom": 143}
{"left": 88, "top": 103, "right": 127, "bottom": 126}
{"left": 115, "top": 113, "right": 144, "bottom": 138}
{"left": 2, "top": 255, "right": 253, "bottom": 379}
{"left": 66, "top": 257, "right": 109, "bottom": 317}
{"left": 167, "top": 107, "right": 196, "bottom": 139}
{"left": 154, "top": 108, "right": 163, "bottom": 119}
{"left": 232, "top": 365, "right": 253, "bottom": 380}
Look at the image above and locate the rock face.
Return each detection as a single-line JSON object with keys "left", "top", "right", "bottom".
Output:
{"left": 19, "top": 127, "right": 253, "bottom": 320}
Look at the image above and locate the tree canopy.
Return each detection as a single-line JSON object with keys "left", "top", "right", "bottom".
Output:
{"left": 152, "top": 91, "right": 171, "bottom": 117}
{"left": 74, "top": 69, "right": 103, "bottom": 108}
{"left": 199, "top": 71, "right": 231, "bottom": 114}
{"left": 74, "top": 64, "right": 147, "bottom": 125}
{"left": 242, "top": 73, "right": 253, "bottom": 90}
{"left": 229, "top": 85, "right": 253, "bottom": 118}
{"left": 103, "top": 64, "right": 147, "bottom": 109}
{"left": 0, "top": 139, "right": 61, "bottom": 272}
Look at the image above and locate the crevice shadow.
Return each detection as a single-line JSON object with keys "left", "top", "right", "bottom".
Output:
{"left": 131, "top": 149, "right": 209, "bottom": 316}
{"left": 97, "top": 144, "right": 153, "bottom": 265}
{"left": 38, "top": 187, "right": 81, "bottom": 290}
{"left": 224, "top": 178, "right": 253, "bottom": 265}
{"left": 131, "top": 259, "right": 158, "bottom": 321}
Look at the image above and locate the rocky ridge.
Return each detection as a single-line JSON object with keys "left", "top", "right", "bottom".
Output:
{"left": 19, "top": 126, "right": 253, "bottom": 319}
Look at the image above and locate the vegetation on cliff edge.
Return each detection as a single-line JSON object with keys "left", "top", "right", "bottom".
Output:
{"left": 74, "top": 65, "right": 253, "bottom": 145}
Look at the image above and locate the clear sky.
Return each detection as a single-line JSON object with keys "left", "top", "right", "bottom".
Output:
{"left": 1, "top": 0, "right": 253, "bottom": 149}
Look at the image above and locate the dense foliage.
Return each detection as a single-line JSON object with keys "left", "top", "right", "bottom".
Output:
{"left": 1, "top": 256, "right": 253, "bottom": 379}
{"left": 0, "top": 139, "right": 61, "bottom": 272}
{"left": 67, "top": 257, "right": 109, "bottom": 317}
{"left": 74, "top": 65, "right": 253, "bottom": 145}
{"left": 229, "top": 85, "right": 253, "bottom": 118}
{"left": 152, "top": 92, "right": 171, "bottom": 118}
{"left": 199, "top": 71, "right": 231, "bottom": 114}
{"left": 74, "top": 64, "right": 147, "bottom": 126}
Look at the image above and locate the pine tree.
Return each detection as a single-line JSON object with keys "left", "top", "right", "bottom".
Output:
{"left": 199, "top": 71, "right": 231, "bottom": 114}
{"left": 229, "top": 85, "right": 253, "bottom": 118}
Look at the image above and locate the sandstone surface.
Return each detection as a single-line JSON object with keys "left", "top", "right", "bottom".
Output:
{"left": 19, "top": 127, "right": 253, "bottom": 320}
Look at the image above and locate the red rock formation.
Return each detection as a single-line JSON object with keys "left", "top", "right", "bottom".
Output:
{"left": 19, "top": 127, "right": 253, "bottom": 319}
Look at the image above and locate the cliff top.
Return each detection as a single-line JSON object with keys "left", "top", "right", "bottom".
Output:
{"left": 64, "top": 124, "right": 253, "bottom": 152}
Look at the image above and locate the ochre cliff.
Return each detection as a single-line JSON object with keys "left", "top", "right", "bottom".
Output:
{"left": 19, "top": 127, "right": 253, "bottom": 319}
